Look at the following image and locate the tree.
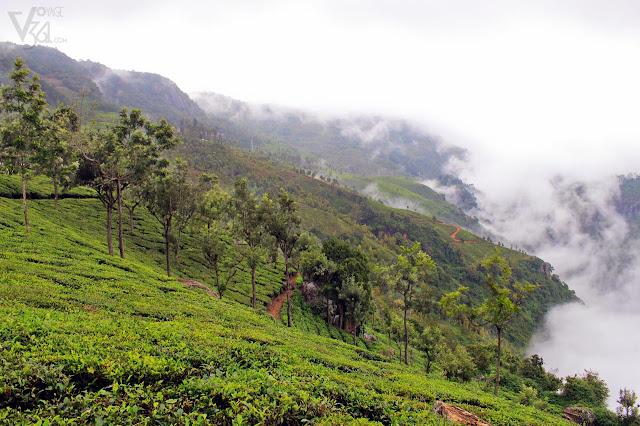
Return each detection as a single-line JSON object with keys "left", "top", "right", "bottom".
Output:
{"left": 617, "top": 388, "right": 640, "bottom": 425}
{"left": 38, "top": 105, "right": 80, "bottom": 210}
{"left": 339, "top": 276, "right": 371, "bottom": 345}
{"left": 233, "top": 178, "right": 267, "bottom": 309}
{"left": 173, "top": 172, "right": 215, "bottom": 264}
{"left": 440, "top": 249, "right": 537, "bottom": 396}
{"left": 198, "top": 183, "right": 244, "bottom": 298}
{"left": 561, "top": 370, "right": 609, "bottom": 409}
{"left": 78, "top": 109, "right": 176, "bottom": 257}
{"left": 440, "top": 345, "right": 475, "bottom": 382}
{"left": 415, "top": 325, "right": 444, "bottom": 374}
{"left": 123, "top": 181, "right": 146, "bottom": 235}
{"left": 265, "top": 190, "right": 301, "bottom": 327}
{"left": 0, "top": 57, "right": 47, "bottom": 233}
{"left": 299, "top": 243, "right": 336, "bottom": 323}
{"left": 322, "top": 239, "right": 370, "bottom": 330}
{"left": 202, "top": 227, "right": 244, "bottom": 298}
{"left": 389, "top": 242, "right": 435, "bottom": 365}
{"left": 144, "top": 160, "right": 190, "bottom": 277}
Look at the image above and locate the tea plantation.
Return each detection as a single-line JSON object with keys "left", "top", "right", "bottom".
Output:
{"left": 0, "top": 182, "right": 573, "bottom": 424}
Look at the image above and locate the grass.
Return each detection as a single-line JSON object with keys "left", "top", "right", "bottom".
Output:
{"left": 0, "top": 178, "right": 576, "bottom": 424}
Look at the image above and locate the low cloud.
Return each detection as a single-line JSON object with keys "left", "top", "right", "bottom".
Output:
{"left": 462, "top": 167, "right": 640, "bottom": 407}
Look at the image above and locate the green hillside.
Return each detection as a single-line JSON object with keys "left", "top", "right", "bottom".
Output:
{"left": 0, "top": 186, "right": 576, "bottom": 424}
{"left": 338, "top": 174, "right": 479, "bottom": 230}
{"left": 173, "top": 138, "right": 577, "bottom": 348}
{"left": 0, "top": 42, "right": 207, "bottom": 126}
{"left": 192, "top": 92, "right": 459, "bottom": 180}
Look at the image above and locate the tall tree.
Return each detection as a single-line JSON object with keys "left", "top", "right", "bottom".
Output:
{"left": 617, "top": 388, "right": 639, "bottom": 425}
{"left": 233, "top": 178, "right": 267, "bottom": 309}
{"left": 144, "top": 160, "right": 190, "bottom": 277}
{"left": 322, "top": 239, "right": 370, "bottom": 330}
{"left": 440, "top": 249, "right": 537, "bottom": 396}
{"left": 299, "top": 243, "right": 336, "bottom": 324}
{"left": 0, "top": 57, "right": 47, "bottom": 232}
{"left": 339, "top": 276, "right": 371, "bottom": 345}
{"left": 123, "top": 182, "right": 146, "bottom": 235}
{"left": 38, "top": 105, "right": 80, "bottom": 210}
{"left": 265, "top": 190, "right": 301, "bottom": 327}
{"left": 389, "top": 242, "right": 435, "bottom": 365}
{"left": 198, "top": 182, "right": 244, "bottom": 297}
{"left": 415, "top": 325, "right": 443, "bottom": 374}
{"left": 174, "top": 172, "right": 215, "bottom": 263}
{"left": 78, "top": 109, "right": 176, "bottom": 257}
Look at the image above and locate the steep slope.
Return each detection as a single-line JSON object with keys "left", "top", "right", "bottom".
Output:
{"left": 339, "top": 174, "right": 480, "bottom": 230}
{"left": 173, "top": 138, "right": 577, "bottom": 348}
{"left": 0, "top": 189, "right": 573, "bottom": 425}
{"left": 192, "top": 91, "right": 464, "bottom": 179}
{"left": 0, "top": 42, "right": 207, "bottom": 125}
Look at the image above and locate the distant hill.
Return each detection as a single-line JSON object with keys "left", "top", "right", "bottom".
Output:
{"left": 0, "top": 43, "right": 479, "bottom": 221}
{"left": 192, "top": 91, "right": 465, "bottom": 180}
{"left": 616, "top": 174, "right": 640, "bottom": 236}
{"left": 0, "top": 42, "right": 206, "bottom": 124}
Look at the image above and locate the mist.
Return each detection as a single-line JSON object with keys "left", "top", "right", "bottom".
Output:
{"left": 453, "top": 163, "right": 640, "bottom": 408}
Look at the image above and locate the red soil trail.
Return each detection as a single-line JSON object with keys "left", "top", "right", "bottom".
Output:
{"left": 450, "top": 226, "right": 461, "bottom": 242}
{"left": 267, "top": 273, "right": 300, "bottom": 319}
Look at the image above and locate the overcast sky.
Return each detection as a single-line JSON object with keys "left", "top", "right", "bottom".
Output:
{"left": 1, "top": 0, "right": 639, "bottom": 187}
{"left": 2, "top": 0, "right": 640, "bottom": 405}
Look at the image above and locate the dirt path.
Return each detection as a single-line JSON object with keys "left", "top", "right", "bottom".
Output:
{"left": 450, "top": 226, "right": 461, "bottom": 242}
{"left": 448, "top": 226, "right": 478, "bottom": 244}
{"left": 267, "top": 273, "right": 300, "bottom": 319}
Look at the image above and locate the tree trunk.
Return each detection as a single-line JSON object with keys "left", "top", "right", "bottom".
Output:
{"left": 251, "top": 264, "right": 257, "bottom": 309}
{"left": 21, "top": 171, "right": 30, "bottom": 233}
{"left": 326, "top": 295, "right": 330, "bottom": 324}
{"left": 285, "top": 253, "right": 291, "bottom": 327}
{"left": 353, "top": 326, "right": 357, "bottom": 345}
{"left": 338, "top": 302, "right": 345, "bottom": 329}
{"left": 129, "top": 206, "right": 135, "bottom": 235}
{"left": 214, "top": 266, "right": 220, "bottom": 298}
{"left": 116, "top": 179, "right": 125, "bottom": 259}
{"left": 164, "top": 223, "right": 171, "bottom": 277}
{"left": 174, "top": 229, "right": 182, "bottom": 263}
{"left": 54, "top": 179, "right": 59, "bottom": 210}
{"left": 106, "top": 204, "right": 113, "bottom": 256}
{"left": 404, "top": 294, "right": 409, "bottom": 365}
{"left": 494, "top": 327, "right": 502, "bottom": 397}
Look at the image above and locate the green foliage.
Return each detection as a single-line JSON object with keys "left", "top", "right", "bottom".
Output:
{"left": 0, "top": 56, "right": 48, "bottom": 232}
{"left": 0, "top": 194, "right": 575, "bottom": 425}
{"left": 339, "top": 276, "right": 371, "bottom": 344}
{"left": 440, "top": 345, "right": 475, "bottom": 383}
{"left": 518, "top": 385, "right": 539, "bottom": 406}
{"left": 440, "top": 249, "right": 538, "bottom": 396}
{"left": 617, "top": 388, "right": 640, "bottom": 425}
{"left": 560, "top": 370, "right": 610, "bottom": 409}
{"left": 414, "top": 325, "right": 444, "bottom": 373}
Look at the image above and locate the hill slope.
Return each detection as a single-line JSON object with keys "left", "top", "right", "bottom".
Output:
{"left": 0, "top": 42, "right": 207, "bottom": 125}
{"left": 0, "top": 190, "right": 573, "bottom": 424}
{"left": 172, "top": 139, "right": 577, "bottom": 348}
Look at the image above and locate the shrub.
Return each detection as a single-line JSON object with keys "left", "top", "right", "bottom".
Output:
{"left": 440, "top": 345, "right": 475, "bottom": 383}
{"left": 561, "top": 370, "right": 609, "bottom": 409}
{"left": 519, "top": 385, "right": 538, "bottom": 406}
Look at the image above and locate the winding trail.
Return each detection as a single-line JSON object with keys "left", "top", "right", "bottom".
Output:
{"left": 267, "top": 273, "right": 300, "bottom": 319}
{"left": 450, "top": 226, "right": 461, "bottom": 242}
